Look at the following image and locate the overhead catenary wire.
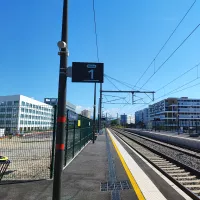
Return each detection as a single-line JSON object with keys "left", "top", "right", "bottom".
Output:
{"left": 134, "top": 0, "right": 197, "bottom": 88}
{"left": 105, "top": 75, "right": 120, "bottom": 90}
{"left": 132, "top": 62, "right": 200, "bottom": 106}
{"left": 92, "top": 0, "right": 99, "bottom": 62}
{"left": 156, "top": 62, "right": 200, "bottom": 92}
{"left": 140, "top": 24, "right": 200, "bottom": 89}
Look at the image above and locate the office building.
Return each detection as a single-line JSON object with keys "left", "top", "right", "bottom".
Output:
{"left": 0, "top": 95, "right": 54, "bottom": 134}
{"left": 81, "top": 110, "right": 91, "bottom": 118}
{"left": 135, "top": 108, "right": 149, "bottom": 127}
{"left": 44, "top": 98, "right": 76, "bottom": 112}
{"left": 120, "top": 114, "right": 127, "bottom": 125}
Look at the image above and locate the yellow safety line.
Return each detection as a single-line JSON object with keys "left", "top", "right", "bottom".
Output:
{"left": 107, "top": 128, "right": 145, "bottom": 200}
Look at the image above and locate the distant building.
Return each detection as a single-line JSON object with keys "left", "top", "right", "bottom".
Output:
{"left": 44, "top": 98, "right": 76, "bottom": 112}
{"left": 81, "top": 110, "right": 91, "bottom": 118}
{"left": 0, "top": 95, "right": 54, "bottom": 134}
{"left": 120, "top": 114, "right": 127, "bottom": 125}
{"left": 135, "top": 97, "right": 200, "bottom": 131}
{"left": 135, "top": 108, "right": 149, "bottom": 127}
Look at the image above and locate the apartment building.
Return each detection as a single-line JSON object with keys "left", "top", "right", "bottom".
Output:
{"left": 135, "top": 97, "right": 200, "bottom": 130}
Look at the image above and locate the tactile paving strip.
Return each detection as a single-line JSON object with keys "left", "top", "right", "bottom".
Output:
{"left": 100, "top": 180, "right": 130, "bottom": 191}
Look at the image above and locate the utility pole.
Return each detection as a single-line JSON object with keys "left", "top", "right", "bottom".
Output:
{"left": 52, "top": 0, "right": 68, "bottom": 200}
{"left": 93, "top": 83, "right": 96, "bottom": 143}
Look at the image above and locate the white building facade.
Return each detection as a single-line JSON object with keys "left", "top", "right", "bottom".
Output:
{"left": 0, "top": 95, "right": 54, "bottom": 134}
{"left": 136, "top": 97, "right": 200, "bottom": 131}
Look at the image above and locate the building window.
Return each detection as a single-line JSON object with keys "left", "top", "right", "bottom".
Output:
{"left": 21, "top": 101, "right": 25, "bottom": 106}
{"left": 20, "top": 120, "right": 23, "bottom": 125}
{"left": 24, "top": 121, "right": 27, "bottom": 125}
{"left": 32, "top": 121, "right": 34, "bottom": 125}
{"left": 6, "top": 114, "right": 12, "bottom": 118}
{"left": 14, "top": 101, "right": 19, "bottom": 106}
{"left": 21, "top": 114, "right": 24, "bottom": 118}
{"left": 29, "top": 115, "right": 31, "bottom": 119}
{"left": 0, "top": 102, "right": 6, "bottom": 106}
{"left": 29, "top": 109, "right": 32, "bottom": 113}
{"left": 6, "top": 120, "right": 11, "bottom": 125}
{"left": 28, "top": 121, "right": 31, "bottom": 125}
{"left": 0, "top": 108, "right": 6, "bottom": 112}
{"left": 25, "top": 109, "right": 28, "bottom": 113}
{"left": 7, "top": 101, "right": 12, "bottom": 106}
{"left": 21, "top": 108, "right": 24, "bottom": 112}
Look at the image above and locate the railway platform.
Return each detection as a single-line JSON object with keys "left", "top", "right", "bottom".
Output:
{"left": 0, "top": 128, "right": 193, "bottom": 200}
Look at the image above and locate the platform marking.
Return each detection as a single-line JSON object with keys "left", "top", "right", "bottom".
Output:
{"left": 113, "top": 130, "right": 193, "bottom": 200}
{"left": 107, "top": 129, "right": 145, "bottom": 200}
{"left": 107, "top": 128, "right": 167, "bottom": 200}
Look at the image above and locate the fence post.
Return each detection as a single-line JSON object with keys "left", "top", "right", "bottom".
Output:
{"left": 64, "top": 110, "right": 69, "bottom": 166}
{"left": 50, "top": 105, "right": 57, "bottom": 179}
{"left": 80, "top": 116, "right": 82, "bottom": 150}
{"left": 72, "top": 120, "right": 76, "bottom": 158}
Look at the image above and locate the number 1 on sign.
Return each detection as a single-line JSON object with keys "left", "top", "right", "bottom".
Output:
{"left": 88, "top": 69, "right": 94, "bottom": 80}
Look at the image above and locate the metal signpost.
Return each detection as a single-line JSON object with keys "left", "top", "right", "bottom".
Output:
{"left": 72, "top": 62, "right": 104, "bottom": 83}
{"left": 53, "top": 1, "right": 103, "bottom": 199}
{"left": 72, "top": 61, "right": 104, "bottom": 143}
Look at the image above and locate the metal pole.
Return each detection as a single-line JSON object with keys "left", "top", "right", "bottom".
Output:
{"left": 93, "top": 83, "right": 96, "bottom": 143}
{"left": 50, "top": 105, "right": 57, "bottom": 179}
{"left": 177, "top": 104, "right": 179, "bottom": 135}
{"left": 99, "top": 83, "right": 102, "bottom": 131}
{"left": 97, "top": 98, "right": 100, "bottom": 133}
{"left": 52, "top": 0, "right": 68, "bottom": 199}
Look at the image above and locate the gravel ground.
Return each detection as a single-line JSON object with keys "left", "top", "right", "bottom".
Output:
{"left": 0, "top": 133, "right": 52, "bottom": 181}
{"left": 0, "top": 130, "right": 81, "bottom": 181}
{"left": 115, "top": 130, "right": 200, "bottom": 172}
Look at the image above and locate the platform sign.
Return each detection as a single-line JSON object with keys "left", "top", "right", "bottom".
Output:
{"left": 72, "top": 62, "right": 104, "bottom": 83}
{"left": 68, "top": 110, "right": 78, "bottom": 121}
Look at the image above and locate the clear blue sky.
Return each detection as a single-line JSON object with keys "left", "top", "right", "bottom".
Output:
{"left": 0, "top": 0, "right": 200, "bottom": 117}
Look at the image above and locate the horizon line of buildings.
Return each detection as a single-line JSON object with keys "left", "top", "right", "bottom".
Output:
{"left": 135, "top": 97, "right": 200, "bottom": 130}
{"left": 0, "top": 94, "right": 89, "bottom": 134}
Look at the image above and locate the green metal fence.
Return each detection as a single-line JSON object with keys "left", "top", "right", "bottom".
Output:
{"left": 0, "top": 105, "right": 92, "bottom": 183}
{"left": 63, "top": 112, "right": 93, "bottom": 166}
{"left": 50, "top": 110, "right": 93, "bottom": 179}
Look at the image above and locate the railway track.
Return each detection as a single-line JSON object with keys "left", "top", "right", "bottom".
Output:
{"left": 111, "top": 128, "right": 200, "bottom": 200}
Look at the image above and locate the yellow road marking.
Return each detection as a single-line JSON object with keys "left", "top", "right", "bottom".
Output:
{"left": 107, "top": 128, "right": 145, "bottom": 200}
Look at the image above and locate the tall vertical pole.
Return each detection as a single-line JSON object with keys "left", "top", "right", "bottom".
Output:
{"left": 177, "top": 103, "right": 179, "bottom": 135}
{"left": 93, "top": 83, "right": 96, "bottom": 143}
{"left": 52, "top": 0, "right": 68, "bottom": 200}
{"left": 97, "top": 98, "right": 100, "bottom": 133}
{"left": 99, "top": 83, "right": 102, "bottom": 131}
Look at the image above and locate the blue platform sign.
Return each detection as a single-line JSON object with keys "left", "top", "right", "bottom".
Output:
{"left": 68, "top": 110, "right": 78, "bottom": 121}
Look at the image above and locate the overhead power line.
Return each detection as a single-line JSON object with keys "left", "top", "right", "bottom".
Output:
{"left": 92, "top": 0, "right": 99, "bottom": 62}
{"left": 134, "top": 0, "right": 196, "bottom": 87}
{"left": 140, "top": 24, "right": 200, "bottom": 89}
{"left": 104, "top": 74, "right": 148, "bottom": 90}
{"left": 156, "top": 62, "right": 200, "bottom": 92}
{"left": 105, "top": 76, "right": 120, "bottom": 90}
